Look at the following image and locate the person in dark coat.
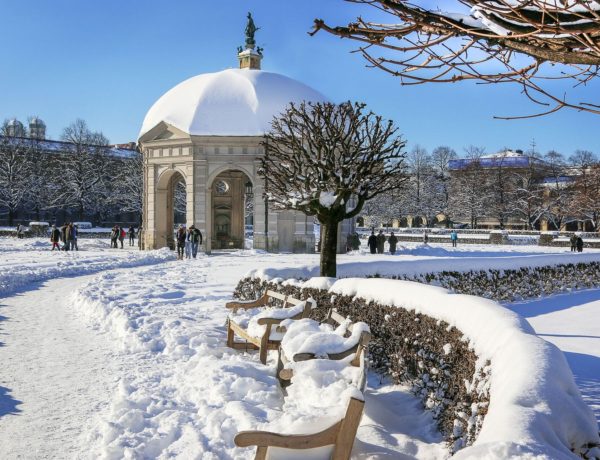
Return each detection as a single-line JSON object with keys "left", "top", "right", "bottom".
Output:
{"left": 188, "top": 224, "right": 203, "bottom": 259}
{"left": 376, "top": 230, "right": 386, "bottom": 254}
{"left": 350, "top": 232, "right": 361, "bottom": 251}
{"left": 128, "top": 226, "right": 136, "bottom": 246}
{"left": 110, "top": 225, "right": 119, "bottom": 248}
{"left": 367, "top": 231, "right": 377, "bottom": 254}
{"left": 60, "top": 223, "right": 70, "bottom": 251}
{"left": 388, "top": 231, "right": 398, "bottom": 255}
{"left": 576, "top": 236, "right": 584, "bottom": 253}
{"left": 570, "top": 233, "right": 578, "bottom": 252}
{"left": 50, "top": 225, "right": 61, "bottom": 251}
{"left": 176, "top": 225, "right": 187, "bottom": 259}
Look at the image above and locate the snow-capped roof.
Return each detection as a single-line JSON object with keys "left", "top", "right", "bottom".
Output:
{"left": 480, "top": 149, "right": 524, "bottom": 159}
{"left": 139, "top": 68, "right": 328, "bottom": 139}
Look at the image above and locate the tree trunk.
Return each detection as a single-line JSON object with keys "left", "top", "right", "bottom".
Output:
{"left": 320, "top": 220, "right": 339, "bottom": 277}
{"left": 8, "top": 208, "right": 14, "bottom": 226}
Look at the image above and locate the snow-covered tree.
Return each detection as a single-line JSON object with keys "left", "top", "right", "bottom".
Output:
{"left": 0, "top": 122, "right": 34, "bottom": 225}
{"left": 431, "top": 146, "right": 457, "bottom": 226}
{"left": 449, "top": 147, "right": 488, "bottom": 228}
{"left": 542, "top": 150, "right": 573, "bottom": 230}
{"left": 112, "top": 149, "right": 143, "bottom": 223}
{"left": 173, "top": 180, "right": 186, "bottom": 223}
{"left": 261, "top": 101, "right": 407, "bottom": 276}
{"left": 50, "top": 119, "right": 110, "bottom": 220}
{"left": 313, "top": 0, "right": 600, "bottom": 117}
{"left": 568, "top": 150, "right": 600, "bottom": 230}
{"left": 510, "top": 156, "right": 545, "bottom": 229}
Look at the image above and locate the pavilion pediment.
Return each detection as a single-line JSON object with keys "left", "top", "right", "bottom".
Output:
{"left": 138, "top": 121, "right": 190, "bottom": 144}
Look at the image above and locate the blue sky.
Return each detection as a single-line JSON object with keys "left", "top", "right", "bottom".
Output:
{"left": 2, "top": 0, "right": 598, "bottom": 157}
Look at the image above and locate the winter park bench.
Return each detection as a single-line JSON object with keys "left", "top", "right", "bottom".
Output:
{"left": 277, "top": 308, "right": 371, "bottom": 386}
{"left": 234, "top": 343, "right": 368, "bottom": 460}
{"left": 225, "top": 290, "right": 316, "bottom": 364}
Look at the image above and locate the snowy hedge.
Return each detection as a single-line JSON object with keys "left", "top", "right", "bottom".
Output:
{"left": 233, "top": 275, "right": 600, "bottom": 459}
{"left": 384, "top": 262, "right": 600, "bottom": 302}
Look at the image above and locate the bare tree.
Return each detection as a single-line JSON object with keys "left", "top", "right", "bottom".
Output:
{"left": 0, "top": 122, "right": 34, "bottom": 225}
{"left": 542, "top": 150, "right": 573, "bottom": 230}
{"left": 511, "top": 157, "right": 546, "bottom": 229}
{"left": 114, "top": 150, "right": 143, "bottom": 215}
{"left": 431, "top": 146, "right": 458, "bottom": 226}
{"left": 51, "top": 119, "right": 110, "bottom": 220}
{"left": 312, "top": 1, "right": 600, "bottom": 117}
{"left": 568, "top": 149, "right": 600, "bottom": 230}
{"left": 261, "top": 101, "right": 407, "bottom": 276}
{"left": 449, "top": 152, "right": 489, "bottom": 228}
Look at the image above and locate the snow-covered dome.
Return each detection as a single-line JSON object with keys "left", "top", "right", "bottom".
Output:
{"left": 139, "top": 68, "right": 328, "bottom": 139}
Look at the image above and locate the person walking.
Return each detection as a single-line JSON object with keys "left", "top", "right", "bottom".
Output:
{"left": 118, "top": 225, "right": 126, "bottom": 249}
{"left": 176, "top": 224, "right": 187, "bottom": 260}
{"left": 350, "top": 232, "right": 361, "bottom": 251}
{"left": 367, "top": 230, "right": 377, "bottom": 254}
{"left": 188, "top": 224, "right": 203, "bottom": 259}
{"left": 70, "top": 223, "right": 78, "bottom": 251}
{"left": 110, "top": 225, "right": 119, "bottom": 248}
{"left": 184, "top": 227, "right": 192, "bottom": 259}
{"left": 576, "top": 236, "right": 584, "bottom": 253}
{"left": 50, "top": 225, "right": 61, "bottom": 251}
{"left": 450, "top": 230, "right": 458, "bottom": 248}
{"left": 376, "top": 230, "right": 386, "bottom": 254}
{"left": 61, "top": 223, "right": 70, "bottom": 251}
{"left": 423, "top": 230, "right": 429, "bottom": 245}
{"left": 570, "top": 233, "right": 578, "bottom": 252}
{"left": 388, "top": 231, "right": 398, "bottom": 255}
{"left": 16, "top": 224, "right": 25, "bottom": 239}
{"left": 128, "top": 226, "right": 136, "bottom": 246}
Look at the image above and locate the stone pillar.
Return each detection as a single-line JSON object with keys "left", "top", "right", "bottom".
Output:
{"left": 195, "top": 159, "right": 209, "bottom": 252}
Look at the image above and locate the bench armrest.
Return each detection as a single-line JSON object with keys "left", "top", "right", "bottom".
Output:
{"left": 234, "top": 421, "right": 340, "bottom": 450}
{"left": 225, "top": 294, "right": 268, "bottom": 311}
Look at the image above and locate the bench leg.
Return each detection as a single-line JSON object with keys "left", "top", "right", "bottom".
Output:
{"left": 259, "top": 328, "right": 270, "bottom": 364}
{"left": 332, "top": 398, "right": 364, "bottom": 460}
{"left": 255, "top": 446, "right": 267, "bottom": 460}
{"left": 227, "top": 320, "right": 234, "bottom": 348}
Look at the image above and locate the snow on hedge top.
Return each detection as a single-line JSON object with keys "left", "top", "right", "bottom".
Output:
{"left": 328, "top": 278, "right": 600, "bottom": 459}
{"left": 139, "top": 69, "right": 328, "bottom": 138}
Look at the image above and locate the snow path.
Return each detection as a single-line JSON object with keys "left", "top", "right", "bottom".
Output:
{"left": 0, "top": 274, "right": 120, "bottom": 459}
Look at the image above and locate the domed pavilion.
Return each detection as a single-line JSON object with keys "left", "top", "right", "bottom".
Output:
{"left": 138, "top": 16, "right": 354, "bottom": 253}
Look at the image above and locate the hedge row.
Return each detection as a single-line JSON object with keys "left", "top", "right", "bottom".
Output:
{"left": 385, "top": 262, "right": 600, "bottom": 301}
{"left": 233, "top": 278, "right": 491, "bottom": 452}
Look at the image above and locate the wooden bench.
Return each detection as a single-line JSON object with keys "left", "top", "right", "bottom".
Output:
{"left": 226, "top": 290, "right": 315, "bottom": 364}
{"left": 235, "top": 348, "right": 368, "bottom": 460}
{"left": 277, "top": 309, "right": 371, "bottom": 384}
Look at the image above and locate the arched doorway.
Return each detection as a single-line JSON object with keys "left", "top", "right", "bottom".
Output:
{"left": 210, "top": 170, "right": 252, "bottom": 250}
{"left": 155, "top": 169, "right": 187, "bottom": 250}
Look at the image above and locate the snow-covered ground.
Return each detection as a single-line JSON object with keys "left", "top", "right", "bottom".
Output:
{"left": 0, "top": 239, "right": 599, "bottom": 459}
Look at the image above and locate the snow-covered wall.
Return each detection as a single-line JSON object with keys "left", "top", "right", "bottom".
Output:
{"left": 234, "top": 274, "right": 600, "bottom": 459}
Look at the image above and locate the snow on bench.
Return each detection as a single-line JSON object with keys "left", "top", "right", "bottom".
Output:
{"left": 277, "top": 309, "right": 371, "bottom": 385}
{"left": 235, "top": 340, "right": 368, "bottom": 460}
{"left": 226, "top": 290, "right": 315, "bottom": 364}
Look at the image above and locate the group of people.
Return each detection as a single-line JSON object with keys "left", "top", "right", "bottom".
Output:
{"left": 175, "top": 224, "right": 203, "bottom": 260}
{"left": 50, "top": 223, "right": 78, "bottom": 251}
{"left": 110, "top": 225, "right": 137, "bottom": 249}
{"left": 367, "top": 230, "right": 399, "bottom": 255}
{"left": 570, "top": 234, "right": 585, "bottom": 252}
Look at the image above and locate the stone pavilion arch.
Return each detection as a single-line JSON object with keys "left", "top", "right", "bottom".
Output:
{"left": 150, "top": 166, "right": 193, "bottom": 250}
{"left": 208, "top": 168, "right": 254, "bottom": 250}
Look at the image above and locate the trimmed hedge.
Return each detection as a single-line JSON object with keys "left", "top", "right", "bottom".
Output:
{"left": 385, "top": 262, "right": 600, "bottom": 301}
{"left": 233, "top": 277, "right": 491, "bottom": 452}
